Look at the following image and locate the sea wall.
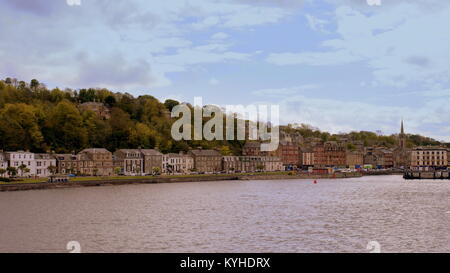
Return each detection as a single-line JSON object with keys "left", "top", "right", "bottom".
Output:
{"left": 0, "top": 172, "right": 363, "bottom": 192}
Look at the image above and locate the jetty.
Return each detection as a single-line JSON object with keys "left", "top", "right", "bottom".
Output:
{"left": 403, "top": 170, "right": 450, "bottom": 180}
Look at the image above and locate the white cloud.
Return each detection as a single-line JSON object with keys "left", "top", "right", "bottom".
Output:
{"left": 267, "top": 3, "right": 450, "bottom": 89}
{"left": 210, "top": 32, "right": 230, "bottom": 40}
{"left": 209, "top": 78, "right": 220, "bottom": 85}
{"left": 305, "top": 14, "right": 329, "bottom": 33}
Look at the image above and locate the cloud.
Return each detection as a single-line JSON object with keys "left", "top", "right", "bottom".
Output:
{"left": 74, "top": 53, "right": 157, "bottom": 90}
{"left": 210, "top": 32, "right": 230, "bottom": 40}
{"left": 305, "top": 14, "right": 329, "bottom": 33}
{"left": 209, "top": 78, "right": 220, "bottom": 85}
{"left": 252, "top": 84, "right": 320, "bottom": 96}
{"left": 266, "top": 2, "right": 450, "bottom": 89}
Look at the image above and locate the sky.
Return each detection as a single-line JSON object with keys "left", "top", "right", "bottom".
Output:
{"left": 1, "top": 0, "right": 450, "bottom": 141}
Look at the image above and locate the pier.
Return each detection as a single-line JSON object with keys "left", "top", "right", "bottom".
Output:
{"left": 403, "top": 170, "right": 450, "bottom": 180}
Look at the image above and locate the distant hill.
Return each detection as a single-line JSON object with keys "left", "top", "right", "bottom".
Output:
{"left": 0, "top": 78, "right": 444, "bottom": 154}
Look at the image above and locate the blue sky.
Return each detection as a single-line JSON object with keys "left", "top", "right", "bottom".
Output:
{"left": 1, "top": 0, "right": 450, "bottom": 141}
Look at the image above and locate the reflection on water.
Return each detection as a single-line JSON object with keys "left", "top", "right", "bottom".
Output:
{"left": 0, "top": 175, "right": 449, "bottom": 253}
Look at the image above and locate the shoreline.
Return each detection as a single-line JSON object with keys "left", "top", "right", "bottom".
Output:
{"left": 0, "top": 172, "right": 372, "bottom": 192}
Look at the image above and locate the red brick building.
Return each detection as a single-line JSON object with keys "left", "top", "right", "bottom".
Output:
{"left": 313, "top": 141, "right": 346, "bottom": 167}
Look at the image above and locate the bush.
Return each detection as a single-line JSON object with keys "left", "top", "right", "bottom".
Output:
{"left": 0, "top": 177, "right": 13, "bottom": 182}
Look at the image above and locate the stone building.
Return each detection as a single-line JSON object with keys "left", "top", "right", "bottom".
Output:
{"left": 364, "top": 148, "right": 394, "bottom": 169}
{"left": 299, "top": 147, "right": 315, "bottom": 169}
{"left": 78, "top": 102, "right": 111, "bottom": 119}
{"left": 113, "top": 149, "right": 144, "bottom": 176}
{"left": 77, "top": 148, "right": 113, "bottom": 176}
{"left": 163, "top": 152, "right": 194, "bottom": 174}
{"left": 394, "top": 120, "right": 411, "bottom": 168}
{"left": 141, "top": 149, "right": 163, "bottom": 174}
{"left": 242, "top": 142, "right": 264, "bottom": 156}
{"left": 346, "top": 151, "right": 364, "bottom": 168}
{"left": 188, "top": 149, "right": 222, "bottom": 173}
{"left": 409, "top": 147, "right": 448, "bottom": 171}
{"left": 34, "top": 153, "right": 57, "bottom": 177}
{"left": 222, "top": 156, "right": 283, "bottom": 173}
{"left": 313, "top": 141, "right": 346, "bottom": 168}
{"left": 54, "top": 154, "right": 78, "bottom": 175}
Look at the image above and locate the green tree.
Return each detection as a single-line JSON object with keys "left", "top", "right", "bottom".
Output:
{"left": 0, "top": 103, "right": 45, "bottom": 151}
{"left": 44, "top": 100, "right": 88, "bottom": 152}
{"left": 6, "top": 167, "right": 17, "bottom": 177}
{"left": 18, "top": 164, "right": 27, "bottom": 177}
{"left": 0, "top": 168, "right": 6, "bottom": 177}
{"left": 164, "top": 99, "right": 180, "bottom": 112}
{"left": 30, "top": 79, "right": 39, "bottom": 90}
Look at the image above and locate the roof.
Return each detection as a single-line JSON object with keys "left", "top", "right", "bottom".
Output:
{"left": 189, "top": 149, "right": 221, "bottom": 156}
{"left": 34, "top": 154, "right": 56, "bottom": 160}
{"left": 244, "top": 142, "right": 261, "bottom": 148}
{"left": 79, "top": 148, "right": 111, "bottom": 154}
{"left": 140, "top": 149, "right": 163, "bottom": 156}
{"left": 54, "top": 154, "right": 77, "bottom": 161}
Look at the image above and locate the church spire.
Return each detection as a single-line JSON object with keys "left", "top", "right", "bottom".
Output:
{"left": 400, "top": 119, "right": 404, "bottom": 135}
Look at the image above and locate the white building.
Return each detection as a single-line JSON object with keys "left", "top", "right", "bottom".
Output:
{"left": 4, "top": 151, "right": 36, "bottom": 177}
{"left": 35, "top": 154, "right": 57, "bottom": 177}
{"left": 163, "top": 152, "right": 194, "bottom": 174}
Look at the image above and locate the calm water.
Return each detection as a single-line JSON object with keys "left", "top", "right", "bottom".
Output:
{"left": 0, "top": 175, "right": 449, "bottom": 253}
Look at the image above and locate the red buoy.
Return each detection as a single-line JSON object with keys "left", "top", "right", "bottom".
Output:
{"left": 314, "top": 180, "right": 317, "bottom": 184}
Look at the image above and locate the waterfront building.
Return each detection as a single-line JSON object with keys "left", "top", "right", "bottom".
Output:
{"left": 113, "top": 149, "right": 144, "bottom": 176}
{"left": 34, "top": 153, "right": 56, "bottom": 177}
{"left": 163, "top": 152, "right": 194, "bottom": 174}
{"left": 313, "top": 141, "right": 346, "bottom": 168}
{"left": 364, "top": 147, "right": 394, "bottom": 169}
{"left": 299, "top": 147, "right": 315, "bottom": 169}
{"left": 409, "top": 147, "right": 448, "bottom": 171}
{"left": 77, "top": 148, "right": 113, "bottom": 176}
{"left": 54, "top": 154, "right": 78, "bottom": 175}
{"left": 188, "top": 149, "right": 222, "bottom": 173}
{"left": 141, "top": 149, "right": 163, "bottom": 174}
{"left": 4, "top": 151, "right": 36, "bottom": 177}
{"left": 222, "top": 156, "right": 283, "bottom": 172}
{"left": 346, "top": 151, "right": 364, "bottom": 169}
{"left": 277, "top": 141, "right": 300, "bottom": 168}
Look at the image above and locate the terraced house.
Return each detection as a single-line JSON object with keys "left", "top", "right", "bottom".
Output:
{"left": 34, "top": 154, "right": 56, "bottom": 178}
{"left": 141, "top": 149, "right": 163, "bottom": 174}
{"left": 77, "top": 148, "right": 113, "bottom": 176}
{"left": 4, "top": 151, "right": 36, "bottom": 177}
{"left": 188, "top": 149, "right": 222, "bottom": 173}
{"left": 409, "top": 147, "right": 448, "bottom": 171}
{"left": 114, "top": 149, "right": 144, "bottom": 176}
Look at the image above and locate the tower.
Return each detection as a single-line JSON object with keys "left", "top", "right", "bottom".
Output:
{"left": 399, "top": 120, "right": 406, "bottom": 150}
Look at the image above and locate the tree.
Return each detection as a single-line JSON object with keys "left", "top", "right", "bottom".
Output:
{"left": 44, "top": 100, "right": 88, "bottom": 152}
{"left": 256, "top": 164, "right": 265, "bottom": 172}
{"left": 104, "top": 95, "right": 116, "bottom": 107}
{"left": 47, "top": 165, "right": 58, "bottom": 175}
{"left": 114, "top": 167, "right": 122, "bottom": 176}
{"left": 164, "top": 99, "right": 180, "bottom": 112}
{"left": 18, "top": 164, "right": 27, "bottom": 177}
{"left": 152, "top": 167, "right": 161, "bottom": 175}
{"left": 0, "top": 168, "right": 6, "bottom": 177}
{"left": 7, "top": 167, "right": 17, "bottom": 177}
{"left": 30, "top": 79, "right": 40, "bottom": 90}
{"left": 0, "top": 103, "right": 45, "bottom": 151}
